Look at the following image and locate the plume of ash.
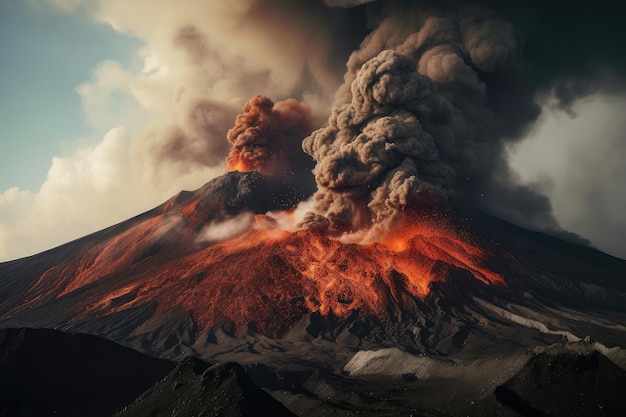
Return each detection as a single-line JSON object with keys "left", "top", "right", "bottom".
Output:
{"left": 197, "top": 212, "right": 255, "bottom": 244}
{"left": 302, "top": 50, "right": 456, "bottom": 232}
{"left": 301, "top": 1, "right": 559, "bottom": 234}
{"left": 139, "top": 98, "right": 237, "bottom": 186}
{"left": 226, "top": 95, "right": 318, "bottom": 179}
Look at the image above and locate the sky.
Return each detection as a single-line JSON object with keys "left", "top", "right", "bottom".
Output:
{"left": 0, "top": 1, "right": 142, "bottom": 192}
{"left": 1, "top": 0, "right": 625, "bottom": 261}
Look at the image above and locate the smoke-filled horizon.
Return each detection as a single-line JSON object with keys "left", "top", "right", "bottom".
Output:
{"left": 1, "top": 0, "right": 626, "bottom": 260}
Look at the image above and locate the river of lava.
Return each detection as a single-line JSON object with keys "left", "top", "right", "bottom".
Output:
{"left": 13, "top": 210, "right": 505, "bottom": 338}
{"left": 117, "top": 220, "right": 501, "bottom": 335}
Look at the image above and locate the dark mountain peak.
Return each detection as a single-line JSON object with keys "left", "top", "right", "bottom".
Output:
{"left": 116, "top": 356, "right": 297, "bottom": 417}
{"left": 0, "top": 327, "right": 174, "bottom": 417}
{"left": 187, "top": 170, "right": 313, "bottom": 217}
{"left": 494, "top": 348, "right": 626, "bottom": 416}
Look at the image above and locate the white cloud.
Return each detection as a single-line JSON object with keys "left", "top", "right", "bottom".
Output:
{"left": 197, "top": 213, "right": 255, "bottom": 244}
{"left": 2, "top": 0, "right": 347, "bottom": 260}
{"left": 509, "top": 93, "right": 626, "bottom": 259}
{"left": 0, "top": 127, "right": 226, "bottom": 260}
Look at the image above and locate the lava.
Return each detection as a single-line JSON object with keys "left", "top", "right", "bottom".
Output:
{"left": 226, "top": 159, "right": 251, "bottom": 173}
{"left": 5, "top": 173, "right": 504, "bottom": 338}
{"left": 159, "top": 214, "right": 503, "bottom": 335}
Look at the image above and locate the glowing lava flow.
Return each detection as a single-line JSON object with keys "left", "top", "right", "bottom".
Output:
{"left": 377, "top": 218, "right": 505, "bottom": 286}
{"left": 159, "top": 215, "right": 504, "bottom": 335}
{"left": 10, "top": 197, "right": 505, "bottom": 338}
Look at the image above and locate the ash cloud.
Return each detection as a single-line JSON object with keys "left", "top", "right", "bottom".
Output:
{"left": 299, "top": 0, "right": 626, "bottom": 240}
{"left": 324, "top": 1, "right": 626, "bottom": 240}
{"left": 302, "top": 1, "right": 556, "bottom": 233}
{"left": 139, "top": 98, "right": 237, "bottom": 186}
{"left": 226, "top": 95, "right": 318, "bottom": 179}
{"left": 303, "top": 50, "right": 457, "bottom": 232}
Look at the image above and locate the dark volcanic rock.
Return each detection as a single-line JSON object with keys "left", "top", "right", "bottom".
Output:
{"left": 494, "top": 349, "right": 626, "bottom": 417}
{"left": 193, "top": 171, "right": 313, "bottom": 215}
{"left": 116, "top": 357, "right": 297, "bottom": 417}
{"left": 1, "top": 173, "right": 625, "bottom": 361}
{"left": 0, "top": 327, "right": 174, "bottom": 417}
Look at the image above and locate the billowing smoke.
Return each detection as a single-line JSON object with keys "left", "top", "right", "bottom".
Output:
{"left": 226, "top": 95, "right": 317, "bottom": 179}
{"left": 301, "top": 1, "right": 560, "bottom": 234}
{"left": 139, "top": 98, "right": 237, "bottom": 186}
{"left": 302, "top": 50, "right": 456, "bottom": 232}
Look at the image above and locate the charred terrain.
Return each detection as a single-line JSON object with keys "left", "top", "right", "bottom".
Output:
{"left": 0, "top": 327, "right": 174, "bottom": 417}
{"left": 1, "top": 171, "right": 625, "bottom": 416}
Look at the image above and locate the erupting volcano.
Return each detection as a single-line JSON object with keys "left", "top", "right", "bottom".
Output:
{"left": 0, "top": 54, "right": 514, "bottom": 340}
{"left": 0, "top": 170, "right": 504, "bottom": 338}
{"left": 2, "top": 0, "right": 626, "bottom": 415}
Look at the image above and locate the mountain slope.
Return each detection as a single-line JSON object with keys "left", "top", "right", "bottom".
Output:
{"left": 115, "top": 357, "right": 297, "bottom": 417}
{"left": 1, "top": 173, "right": 625, "bottom": 416}
{"left": 0, "top": 172, "right": 624, "bottom": 363}
{"left": 0, "top": 327, "right": 174, "bottom": 417}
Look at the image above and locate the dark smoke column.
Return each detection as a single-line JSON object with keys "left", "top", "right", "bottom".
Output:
{"left": 301, "top": 0, "right": 573, "bottom": 234}
{"left": 302, "top": 50, "right": 456, "bottom": 233}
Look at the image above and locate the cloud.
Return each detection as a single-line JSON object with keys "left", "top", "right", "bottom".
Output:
{"left": 0, "top": 127, "right": 225, "bottom": 260}
{"left": 301, "top": 2, "right": 561, "bottom": 236}
{"left": 509, "top": 93, "right": 626, "bottom": 259}
{"left": 303, "top": 50, "right": 457, "bottom": 232}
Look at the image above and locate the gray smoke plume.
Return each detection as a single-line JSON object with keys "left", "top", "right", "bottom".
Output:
{"left": 302, "top": 0, "right": 560, "bottom": 233}
{"left": 303, "top": 50, "right": 457, "bottom": 231}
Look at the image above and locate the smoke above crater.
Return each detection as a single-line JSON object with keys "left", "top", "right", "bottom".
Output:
{"left": 214, "top": 0, "right": 626, "bottom": 247}
{"left": 302, "top": 50, "right": 457, "bottom": 232}
{"left": 298, "top": 1, "right": 554, "bottom": 235}
{"left": 226, "top": 95, "right": 317, "bottom": 179}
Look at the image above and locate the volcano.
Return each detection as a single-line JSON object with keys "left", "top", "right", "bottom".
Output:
{"left": 1, "top": 171, "right": 625, "bottom": 416}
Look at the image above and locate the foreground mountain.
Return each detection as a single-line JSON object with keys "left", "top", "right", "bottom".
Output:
{"left": 116, "top": 357, "right": 297, "bottom": 417}
{"left": 492, "top": 345, "right": 626, "bottom": 416}
{"left": 1, "top": 172, "right": 625, "bottom": 415}
{"left": 3, "top": 327, "right": 624, "bottom": 416}
{"left": 0, "top": 327, "right": 174, "bottom": 417}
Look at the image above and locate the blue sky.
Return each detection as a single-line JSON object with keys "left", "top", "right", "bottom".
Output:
{"left": 0, "top": 1, "right": 139, "bottom": 192}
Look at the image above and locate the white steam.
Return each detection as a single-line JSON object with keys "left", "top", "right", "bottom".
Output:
{"left": 197, "top": 213, "right": 255, "bottom": 244}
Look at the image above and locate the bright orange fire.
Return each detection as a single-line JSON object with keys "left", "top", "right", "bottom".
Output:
{"left": 226, "top": 158, "right": 253, "bottom": 173}
{"left": 377, "top": 218, "right": 504, "bottom": 286}
{"left": 10, "top": 199, "right": 505, "bottom": 338}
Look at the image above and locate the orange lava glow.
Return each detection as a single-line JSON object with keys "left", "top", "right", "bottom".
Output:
{"left": 226, "top": 159, "right": 252, "bottom": 173}
{"left": 377, "top": 219, "right": 505, "bottom": 286}
{"left": 11, "top": 199, "right": 505, "bottom": 337}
